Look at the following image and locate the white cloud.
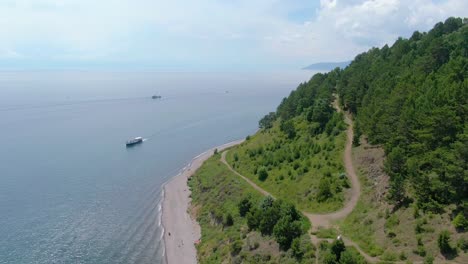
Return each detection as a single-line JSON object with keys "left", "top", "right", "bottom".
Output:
{"left": 0, "top": 0, "right": 467, "bottom": 69}
{"left": 320, "top": 0, "right": 338, "bottom": 9}
{"left": 266, "top": 0, "right": 468, "bottom": 63}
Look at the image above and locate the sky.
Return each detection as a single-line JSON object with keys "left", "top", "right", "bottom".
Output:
{"left": 0, "top": 0, "right": 467, "bottom": 71}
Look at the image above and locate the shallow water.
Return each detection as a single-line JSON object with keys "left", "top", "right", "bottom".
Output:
{"left": 0, "top": 71, "right": 312, "bottom": 264}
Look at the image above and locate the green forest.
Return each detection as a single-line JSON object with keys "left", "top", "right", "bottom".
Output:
{"left": 275, "top": 17, "right": 467, "bottom": 213}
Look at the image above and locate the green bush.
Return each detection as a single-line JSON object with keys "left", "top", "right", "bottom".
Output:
{"left": 322, "top": 251, "right": 337, "bottom": 264}
{"left": 245, "top": 198, "right": 305, "bottom": 251}
{"left": 290, "top": 238, "right": 304, "bottom": 259}
{"left": 381, "top": 251, "right": 397, "bottom": 261}
{"left": 438, "top": 230, "right": 453, "bottom": 254}
{"left": 230, "top": 240, "right": 243, "bottom": 256}
{"left": 452, "top": 212, "right": 467, "bottom": 230}
{"left": 414, "top": 238, "right": 426, "bottom": 257}
{"left": 273, "top": 216, "right": 302, "bottom": 250}
{"left": 238, "top": 196, "right": 252, "bottom": 217}
{"left": 330, "top": 239, "right": 346, "bottom": 262}
{"left": 280, "top": 119, "right": 296, "bottom": 139}
{"left": 246, "top": 208, "right": 260, "bottom": 230}
{"left": 340, "top": 250, "right": 363, "bottom": 264}
{"left": 423, "top": 255, "right": 434, "bottom": 264}
{"left": 457, "top": 237, "right": 467, "bottom": 252}
{"left": 259, "top": 206, "right": 281, "bottom": 235}
{"left": 257, "top": 167, "right": 268, "bottom": 181}
{"left": 415, "top": 220, "right": 425, "bottom": 234}
{"left": 224, "top": 213, "right": 234, "bottom": 227}
{"left": 385, "top": 214, "right": 400, "bottom": 230}
{"left": 317, "top": 177, "right": 332, "bottom": 202}
{"left": 399, "top": 251, "right": 407, "bottom": 260}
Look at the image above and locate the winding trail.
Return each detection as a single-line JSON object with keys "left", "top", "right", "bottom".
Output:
{"left": 220, "top": 101, "right": 380, "bottom": 263}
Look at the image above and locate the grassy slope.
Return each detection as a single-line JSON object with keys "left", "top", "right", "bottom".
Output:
{"left": 338, "top": 139, "right": 468, "bottom": 263}
{"left": 226, "top": 116, "right": 348, "bottom": 213}
{"left": 189, "top": 153, "right": 315, "bottom": 264}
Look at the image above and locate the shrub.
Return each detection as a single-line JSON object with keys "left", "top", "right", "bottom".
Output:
{"left": 414, "top": 237, "right": 426, "bottom": 257}
{"left": 457, "top": 237, "right": 467, "bottom": 252}
{"left": 417, "top": 236, "right": 423, "bottom": 246}
{"left": 438, "top": 230, "right": 452, "bottom": 254}
{"left": 214, "top": 148, "right": 218, "bottom": 155}
{"left": 385, "top": 214, "right": 400, "bottom": 230}
{"left": 247, "top": 239, "right": 255, "bottom": 250}
{"left": 452, "top": 212, "right": 467, "bottom": 230}
{"left": 413, "top": 204, "right": 420, "bottom": 218}
{"left": 253, "top": 241, "right": 260, "bottom": 250}
{"left": 293, "top": 162, "right": 300, "bottom": 170}
{"left": 340, "top": 250, "right": 361, "bottom": 264}
{"left": 246, "top": 208, "right": 260, "bottom": 230}
{"left": 414, "top": 245, "right": 426, "bottom": 257}
{"left": 415, "top": 220, "right": 425, "bottom": 234}
{"left": 291, "top": 237, "right": 304, "bottom": 259}
{"left": 317, "top": 177, "right": 332, "bottom": 202}
{"left": 224, "top": 213, "right": 234, "bottom": 226}
{"left": 238, "top": 197, "right": 252, "bottom": 217}
{"left": 273, "top": 216, "right": 303, "bottom": 250}
{"left": 260, "top": 196, "right": 274, "bottom": 210}
{"left": 387, "top": 230, "right": 397, "bottom": 238}
{"left": 234, "top": 153, "right": 239, "bottom": 162}
{"left": 230, "top": 240, "right": 243, "bottom": 256}
{"left": 399, "top": 251, "right": 407, "bottom": 260}
{"left": 258, "top": 167, "right": 268, "bottom": 181}
{"left": 382, "top": 251, "right": 397, "bottom": 261}
{"left": 423, "top": 255, "right": 434, "bottom": 264}
{"left": 322, "top": 251, "right": 337, "bottom": 264}
{"left": 330, "top": 239, "right": 346, "bottom": 262}
{"left": 259, "top": 207, "right": 280, "bottom": 235}
{"left": 280, "top": 119, "right": 296, "bottom": 139}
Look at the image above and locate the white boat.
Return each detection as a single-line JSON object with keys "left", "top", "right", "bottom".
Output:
{"left": 126, "top": 137, "right": 143, "bottom": 147}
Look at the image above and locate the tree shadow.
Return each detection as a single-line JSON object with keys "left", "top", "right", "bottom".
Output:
{"left": 442, "top": 248, "right": 458, "bottom": 260}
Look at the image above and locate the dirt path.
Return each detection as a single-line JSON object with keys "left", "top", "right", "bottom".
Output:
{"left": 219, "top": 101, "right": 380, "bottom": 263}
{"left": 303, "top": 100, "right": 360, "bottom": 230}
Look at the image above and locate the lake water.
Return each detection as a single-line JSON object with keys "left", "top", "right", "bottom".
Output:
{"left": 0, "top": 71, "right": 312, "bottom": 264}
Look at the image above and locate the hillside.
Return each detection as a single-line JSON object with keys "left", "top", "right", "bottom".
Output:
{"left": 190, "top": 17, "right": 467, "bottom": 264}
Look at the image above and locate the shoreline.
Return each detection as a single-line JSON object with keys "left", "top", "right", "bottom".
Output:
{"left": 162, "top": 139, "right": 244, "bottom": 264}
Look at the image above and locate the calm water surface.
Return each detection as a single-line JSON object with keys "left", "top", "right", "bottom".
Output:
{"left": 0, "top": 71, "right": 312, "bottom": 264}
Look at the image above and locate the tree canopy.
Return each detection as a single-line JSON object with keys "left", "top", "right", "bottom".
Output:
{"left": 268, "top": 17, "right": 467, "bottom": 211}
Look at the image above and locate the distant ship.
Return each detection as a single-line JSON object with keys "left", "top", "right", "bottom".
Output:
{"left": 126, "top": 137, "right": 143, "bottom": 147}
{"left": 152, "top": 95, "right": 162, "bottom": 99}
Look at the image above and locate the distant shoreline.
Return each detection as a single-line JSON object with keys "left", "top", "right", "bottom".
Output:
{"left": 161, "top": 139, "right": 244, "bottom": 264}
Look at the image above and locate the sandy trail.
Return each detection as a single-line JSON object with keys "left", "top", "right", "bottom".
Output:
{"left": 303, "top": 101, "right": 360, "bottom": 230}
{"left": 162, "top": 139, "right": 244, "bottom": 264}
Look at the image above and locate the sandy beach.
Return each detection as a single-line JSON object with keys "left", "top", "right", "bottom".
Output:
{"left": 162, "top": 139, "right": 244, "bottom": 264}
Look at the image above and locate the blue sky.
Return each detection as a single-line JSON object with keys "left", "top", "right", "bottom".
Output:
{"left": 0, "top": 0, "right": 467, "bottom": 71}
